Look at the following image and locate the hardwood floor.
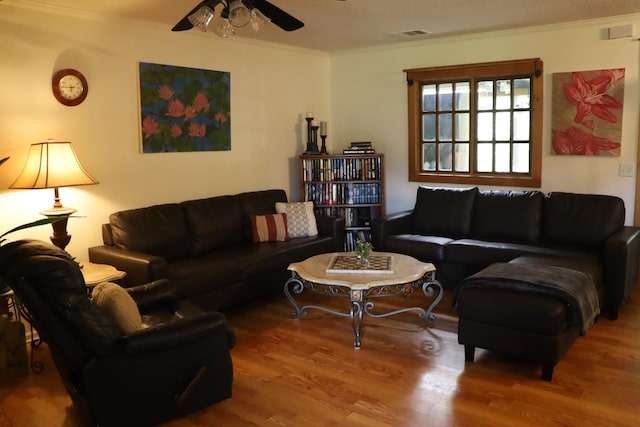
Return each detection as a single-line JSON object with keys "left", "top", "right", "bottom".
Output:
{"left": 1, "top": 285, "right": 639, "bottom": 427}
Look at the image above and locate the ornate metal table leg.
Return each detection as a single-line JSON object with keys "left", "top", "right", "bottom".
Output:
{"left": 285, "top": 273, "right": 352, "bottom": 320}
{"left": 284, "top": 274, "right": 305, "bottom": 319}
{"left": 17, "top": 301, "right": 44, "bottom": 373}
{"left": 422, "top": 278, "right": 444, "bottom": 323}
{"left": 350, "top": 290, "right": 364, "bottom": 349}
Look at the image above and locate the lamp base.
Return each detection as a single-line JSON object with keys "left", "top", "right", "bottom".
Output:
{"left": 45, "top": 215, "right": 72, "bottom": 251}
{"left": 39, "top": 207, "right": 77, "bottom": 252}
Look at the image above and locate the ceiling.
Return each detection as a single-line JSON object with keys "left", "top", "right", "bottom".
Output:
{"left": 19, "top": 0, "right": 640, "bottom": 52}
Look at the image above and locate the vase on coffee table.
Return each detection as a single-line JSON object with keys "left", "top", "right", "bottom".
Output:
{"left": 355, "top": 239, "right": 373, "bottom": 268}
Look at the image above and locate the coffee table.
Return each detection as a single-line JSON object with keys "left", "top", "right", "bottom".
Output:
{"left": 284, "top": 252, "right": 443, "bottom": 348}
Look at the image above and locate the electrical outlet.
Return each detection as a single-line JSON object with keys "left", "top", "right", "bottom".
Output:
{"left": 619, "top": 162, "right": 635, "bottom": 177}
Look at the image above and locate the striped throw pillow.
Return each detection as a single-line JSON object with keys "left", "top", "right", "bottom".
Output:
{"left": 250, "top": 213, "right": 290, "bottom": 243}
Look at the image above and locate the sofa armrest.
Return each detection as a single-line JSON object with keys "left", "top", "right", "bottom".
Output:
{"left": 604, "top": 225, "right": 640, "bottom": 319}
{"left": 126, "top": 279, "right": 176, "bottom": 310}
{"left": 88, "top": 245, "right": 168, "bottom": 287}
{"left": 315, "top": 214, "right": 346, "bottom": 251}
{"left": 371, "top": 210, "right": 414, "bottom": 250}
{"left": 121, "top": 311, "right": 234, "bottom": 356}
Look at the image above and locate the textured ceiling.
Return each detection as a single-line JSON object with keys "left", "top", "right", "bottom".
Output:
{"left": 12, "top": 0, "right": 640, "bottom": 52}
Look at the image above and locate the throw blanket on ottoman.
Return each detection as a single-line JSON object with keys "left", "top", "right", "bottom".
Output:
{"left": 454, "top": 262, "right": 600, "bottom": 334}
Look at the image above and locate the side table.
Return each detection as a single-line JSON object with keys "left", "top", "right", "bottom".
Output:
{"left": 1, "top": 287, "right": 20, "bottom": 321}
{"left": 1, "top": 287, "right": 40, "bottom": 372}
{"left": 0, "top": 300, "right": 28, "bottom": 379}
{"left": 81, "top": 262, "right": 127, "bottom": 294}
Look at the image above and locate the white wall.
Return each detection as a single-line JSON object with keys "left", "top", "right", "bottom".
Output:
{"left": 2, "top": 4, "right": 638, "bottom": 261}
{"left": 0, "top": 3, "right": 330, "bottom": 258}
{"left": 330, "top": 15, "right": 640, "bottom": 224}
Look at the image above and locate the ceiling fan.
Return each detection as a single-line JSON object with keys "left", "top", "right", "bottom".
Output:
{"left": 172, "top": 0, "right": 304, "bottom": 36}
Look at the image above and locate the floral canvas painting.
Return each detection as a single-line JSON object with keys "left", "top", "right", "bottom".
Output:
{"left": 138, "top": 62, "right": 231, "bottom": 153}
{"left": 551, "top": 68, "right": 624, "bottom": 156}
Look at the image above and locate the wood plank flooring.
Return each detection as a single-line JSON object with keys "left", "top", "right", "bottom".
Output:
{"left": 1, "top": 284, "right": 639, "bottom": 427}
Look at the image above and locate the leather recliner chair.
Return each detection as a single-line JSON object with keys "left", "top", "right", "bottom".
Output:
{"left": 0, "top": 239, "right": 235, "bottom": 427}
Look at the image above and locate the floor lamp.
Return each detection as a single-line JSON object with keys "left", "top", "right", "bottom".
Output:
{"left": 9, "top": 141, "right": 98, "bottom": 252}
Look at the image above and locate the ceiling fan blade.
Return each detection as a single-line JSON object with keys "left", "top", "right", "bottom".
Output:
{"left": 250, "top": 0, "right": 304, "bottom": 31}
{"left": 172, "top": 0, "right": 213, "bottom": 31}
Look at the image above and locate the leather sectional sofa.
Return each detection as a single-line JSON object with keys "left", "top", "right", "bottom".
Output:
{"left": 89, "top": 189, "right": 344, "bottom": 312}
{"left": 372, "top": 186, "right": 640, "bottom": 319}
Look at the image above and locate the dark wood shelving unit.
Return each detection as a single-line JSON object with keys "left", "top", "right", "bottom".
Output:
{"left": 299, "top": 154, "right": 385, "bottom": 250}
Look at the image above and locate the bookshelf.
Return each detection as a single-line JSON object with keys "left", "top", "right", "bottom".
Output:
{"left": 299, "top": 154, "right": 385, "bottom": 250}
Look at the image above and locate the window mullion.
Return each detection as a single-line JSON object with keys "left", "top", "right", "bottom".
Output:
{"left": 435, "top": 84, "right": 440, "bottom": 171}
{"left": 492, "top": 79, "right": 498, "bottom": 174}
{"left": 469, "top": 78, "right": 477, "bottom": 174}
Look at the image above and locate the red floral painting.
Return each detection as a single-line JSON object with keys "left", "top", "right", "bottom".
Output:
{"left": 551, "top": 68, "right": 625, "bottom": 156}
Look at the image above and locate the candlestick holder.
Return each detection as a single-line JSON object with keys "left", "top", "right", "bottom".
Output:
{"left": 311, "top": 126, "right": 320, "bottom": 153}
{"left": 304, "top": 117, "right": 319, "bottom": 154}
{"left": 320, "top": 135, "right": 328, "bottom": 154}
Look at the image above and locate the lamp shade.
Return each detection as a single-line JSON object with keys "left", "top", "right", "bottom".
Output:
{"left": 10, "top": 141, "right": 98, "bottom": 190}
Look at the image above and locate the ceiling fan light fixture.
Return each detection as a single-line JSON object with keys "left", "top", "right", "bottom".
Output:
{"left": 188, "top": 5, "right": 215, "bottom": 31}
{"left": 172, "top": 0, "right": 303, "bottom": 36}
{"left": 214, "top": 17, "right": 235, "bottom": 38}
{"left": 250, "top": 8, "right": 270, "bottom": 32}
{"left": 228, "top": 0, "right": 251, "bottom": 27}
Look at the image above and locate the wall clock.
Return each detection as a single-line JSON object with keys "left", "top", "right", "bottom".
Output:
{"left": 52, "top": 69, "right": 88, "bottom": 106}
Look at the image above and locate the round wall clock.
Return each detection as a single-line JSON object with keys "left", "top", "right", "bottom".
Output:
{"left": 52, "top": 69, "right": 88, "bottom": 106}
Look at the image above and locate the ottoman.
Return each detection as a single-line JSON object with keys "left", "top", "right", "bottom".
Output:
{"left": 453, "top": 259, "right": 600, "bottom": 381}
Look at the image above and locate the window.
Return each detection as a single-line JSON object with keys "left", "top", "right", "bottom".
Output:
{"left": 405, "top": 58, "right": 543, "bottom": 187}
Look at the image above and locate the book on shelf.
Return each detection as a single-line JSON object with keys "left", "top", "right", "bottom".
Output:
{"left": 350, "top": 141, "right": 373, "bottom": 148}
{"left": 342, "top": 148, "right": 376, "bottom": 154}
{"left": 343, "top": 148, "right": 376, "bottom": 154}
{"left": 301, "top": 156, "right": 382, "bottom": 182}
{"left": 305, "top": 182, "right": 381, "bottom": 206}
{"left": 344, "top": 141, "right": 375, "bottom": 154}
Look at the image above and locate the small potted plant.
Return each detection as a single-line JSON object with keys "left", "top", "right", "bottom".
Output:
{"left": 354, "top": 239, "right": 373, "bottom": 267}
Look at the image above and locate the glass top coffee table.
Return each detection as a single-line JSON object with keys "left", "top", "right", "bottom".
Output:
{"left": 284, "top": 252, "right": 443, "bottom": 348}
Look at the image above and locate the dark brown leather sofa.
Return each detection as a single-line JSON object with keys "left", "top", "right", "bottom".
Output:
{"left": 372, "top": 186, "right": 640, "bottom": 320}
{"left": 89, "top": 189, "right": 345, "bottom": 312}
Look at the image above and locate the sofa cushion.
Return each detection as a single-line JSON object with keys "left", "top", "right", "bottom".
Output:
{"left": 446, "top": 238, "right": 600, "bottom": 267}
{"left": 384, "top": 234, "right": 452, "bottom": 262}
{"left": 168, "top": 254, "right": 246, "bottom": 300}
{"left": 182, "top": 195, "right": 243, "bottom": 256}
{"left": 168, "top": 236, "right": 337, "bottom": 301}
{"left": 238, "top": 236, "right": 338, "bottom": 279}
{"left": 542, "top": 192, "right": 625, "bottom": 247}
{"left": 413, "top": 186, "right": 477, "bottom": 237}
{"left": 472, "top": 190, "right": 544, "bottom": 242}
{"left": 110, "top": 204, "right": 192, "bottom": 261}
{"left": 250, "top": 213, "right": 290, "bottom": 242}
{"left": 275, "top": 201, "right": 318, "bottom": 238}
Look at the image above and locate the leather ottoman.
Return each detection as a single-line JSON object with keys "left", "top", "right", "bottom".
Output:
{"left": 453, "top": 258, "right": 600, "bottom": 381}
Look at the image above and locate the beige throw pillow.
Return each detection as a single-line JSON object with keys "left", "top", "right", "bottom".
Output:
{"left": 275, "top": 201, "right": 318, "bottom": 238}
{"left": 92, "top": 282, "right": 142, "bottom": 335}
